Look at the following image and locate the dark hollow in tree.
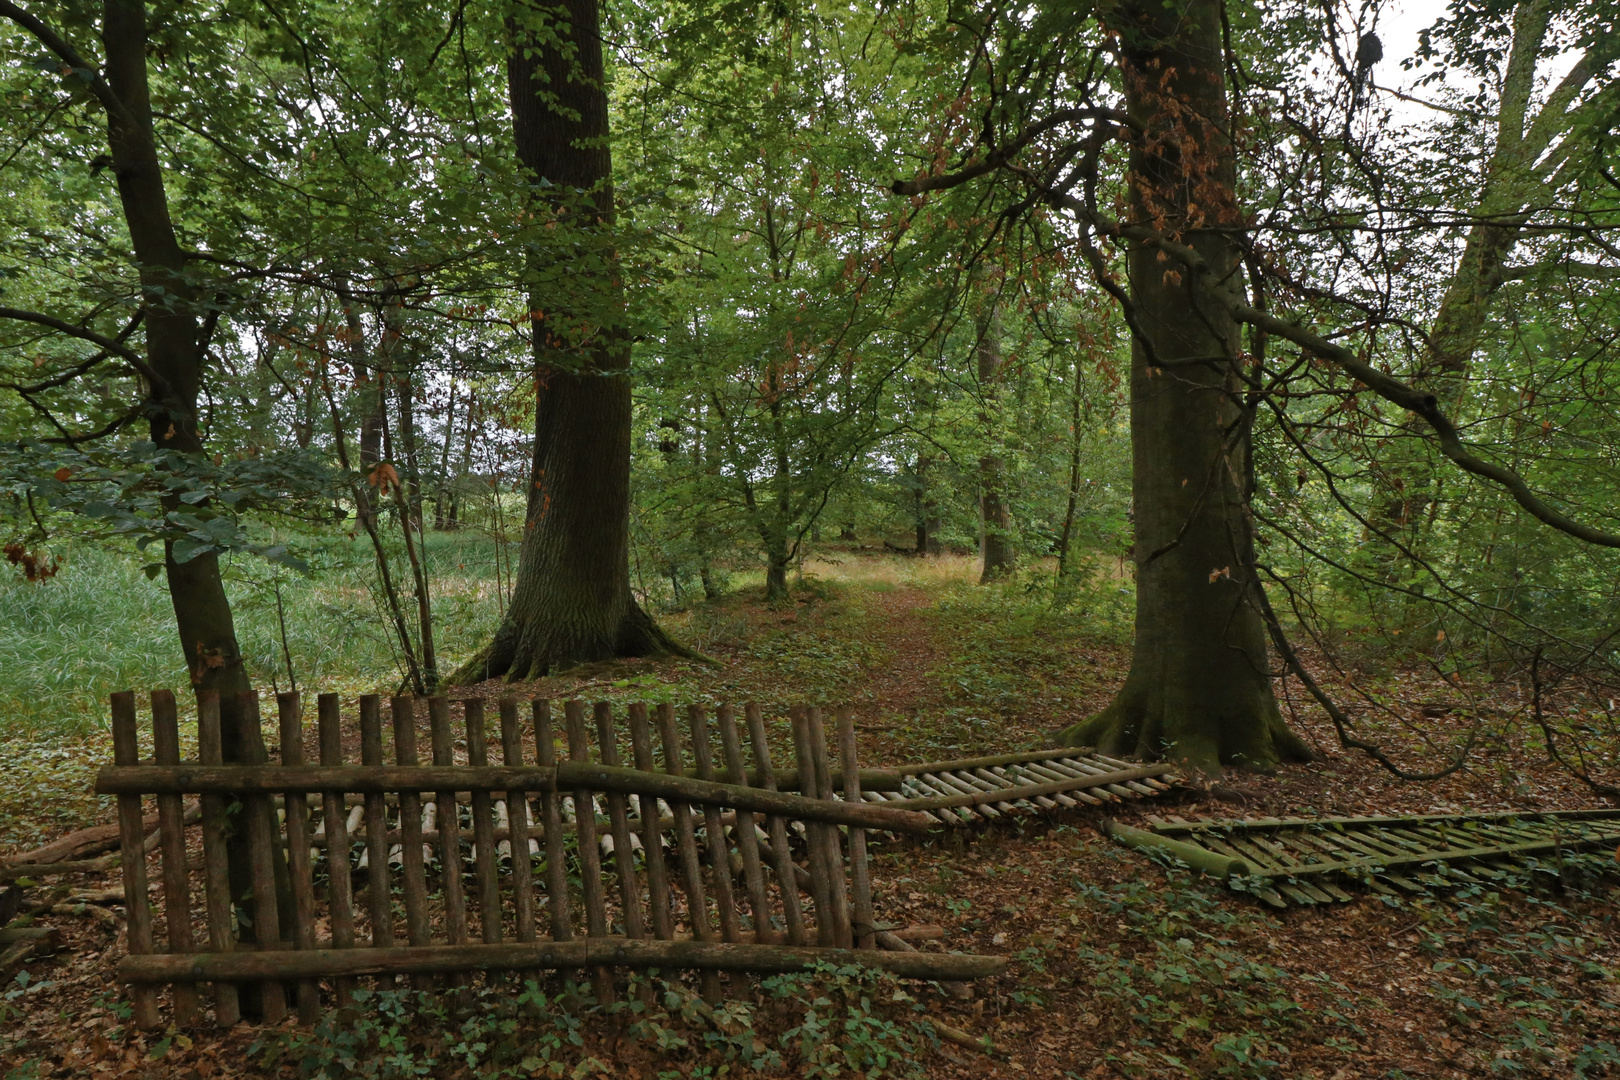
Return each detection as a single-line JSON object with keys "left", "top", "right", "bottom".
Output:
{"left": 1055, "top": 0, "right": 1313, "bottom": 773}
{"left": 451, "top": 0, "right": 685, "bottom": 682}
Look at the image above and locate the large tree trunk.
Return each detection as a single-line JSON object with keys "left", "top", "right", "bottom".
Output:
{"left": 1056, "top": 0, "right": 1311, "bottom": 774}
{"left": 452, "top": 0, "right": 679, "bottom": 681}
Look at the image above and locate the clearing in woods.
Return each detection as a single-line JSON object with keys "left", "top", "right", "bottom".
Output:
{"left": 1, "top": 552, "right": 1617, "bottom": 1079}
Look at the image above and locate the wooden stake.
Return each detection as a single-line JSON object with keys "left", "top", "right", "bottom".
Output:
{"left": 239, "top": 692, "right": 287, "bottom": 1021}
{"left": 358, "top": 696, "right": 394, "bottom": 963}
{"left": 498, "top": 699, "right": 537, "bottom": 944}
{"left": 428, "top": 697, "right": 469, "bottom": 970}
{"left": 835, "top": 707, "right": 874, "bottom": 950}
{"left": 564, "top": 701, "right": 613, "bottom": 1002}
{"left": 150, "top": 690, "right": 200, "bottom": 1025}
{"left": 658, "top": 702, "right": 721, "bottom": 1001}
{"left": 716, "top": 705, "right": 774, "bottom": 943}
{"left": 196, "top": 691, "right": 241, "bottom": 1025}
{"left": 688, "top": 706, "right": 740, "bottom": 943}
{"left": 316, "top": 693, "right": 356, "bottom": 1007}
{"left": 390, "top": 696, "right": 432, "bottom": 990}
{"left": 278, "top": 692, "right": 320, "bottom": 1021}
{"left": 593, "top": 702, "right": 645, "bottom": 940}
{"left": 746, "top": 704, "right": 805, "bottom": 946}
{"left": 533, "top": 700, "right": 578, "bottom": 993}
{"left": 789, "top": 709, "right": 837, "bottom": 947}
{"left": 112, "top": 691, "right": 160, "bottom": 1029}
{"left": 627, "top": 704, "right": 673, "bottom": 940}
{"left": 465, "top": 700, "right": 503, "bottom": 945}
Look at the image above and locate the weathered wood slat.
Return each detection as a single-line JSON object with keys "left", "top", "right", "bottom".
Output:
{"left": 316, "top": 693, "right": 354, "bottom": 1008}
{"left": 746, "top": 703, "right": 806, "bottom": 946}
{"left": 466, "top": 700, "right": 504, "bottom": 946}
{"left": 280, "top": 692, "right": 321, "bottom": 1020}
{"left": 596, "top": 702, "right": 645, "bottom": 942}
{"left": 239, "top": 692, "right": 287, "bottom": 1021}
{"left": 391, "top": 696, "right": 432, "bottom": 989}
{"left": 151, "top": 690, "right": 200, "bottom": 1026}
{"left": 838, "top": 707, "right": 875, "bottom": 951}
{"left": 111, "top": 691, "right": 160, "bottom": 1029}
{"left": 717, "top": 705, "right": 774, "bottom": 944}
{"left": 660, "top": 703, "right": 721, "bottom": 1001}
{"left": 499, "top": 699, "right": 538, "bottom": 945}
{"left": 627, "top": 704, "right": 674, "bottom": 941}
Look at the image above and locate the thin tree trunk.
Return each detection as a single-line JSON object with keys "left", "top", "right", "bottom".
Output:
{"left": 1056, "top": 0, "right": 1310, "bottom": 773}
{"left": 452, "top": 0, "right": 683, "bottom": 682}
{"left": 1056, "top": 354, "right": 1085, "bottom": 578}
{"left": 976, "top": 297, "right": 1015, "bottom": 582}
{"left": 434, "top": 372, "right": 460, "bottom": 530}
{"left": 89, "top": 0, "right": 269, "bottom": 1009}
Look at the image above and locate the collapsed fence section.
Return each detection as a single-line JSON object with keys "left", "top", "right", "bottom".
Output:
{"left": 96, "top": 691, "right": 1001, "bottom": 1028}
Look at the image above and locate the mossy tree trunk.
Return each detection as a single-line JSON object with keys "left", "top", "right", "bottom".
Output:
{"left": 1055, "top": 0, "right": 1311, "bottom": 774}
{"left": 453, "top": 0, "right": 679, "bottom": 682}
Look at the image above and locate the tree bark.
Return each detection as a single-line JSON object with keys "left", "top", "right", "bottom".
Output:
{"left": 92, "top": 0, "right": 276, "bottom": 1012}
{"left": 452, "top": 0, "right": 681, "bottom": 681}
{"left": 976, "top": 300, "right": 1015, "bottom": 582}
{"left": 1055, "top": 0, "right": 1311, "bottom": 773}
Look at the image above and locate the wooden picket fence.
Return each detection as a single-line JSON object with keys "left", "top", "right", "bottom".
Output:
{"left": 95, "top": 691, "right": 1002, "bottom": 1029}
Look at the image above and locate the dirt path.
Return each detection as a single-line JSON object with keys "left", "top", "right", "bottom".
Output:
{"left": 853, "top": 585, "right": 949, "bottom": 723}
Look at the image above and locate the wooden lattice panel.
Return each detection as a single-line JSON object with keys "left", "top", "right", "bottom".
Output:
{"left": 1134, "top": 810, "right": 1620, "bottom": 907}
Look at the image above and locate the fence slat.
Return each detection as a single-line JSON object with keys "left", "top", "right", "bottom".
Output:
{"left": 465, "top": 700, "right": 503, "bottom": 945}
{"left": 150, "top": 690, "right": 200, "bottom": 1025}
{"left": 790, "top": 709, "right": 836, "bottom": 948}
{"left": 627, "top": 704, "right": 674, "bottom": 941}
{"left": 112, "top": 691, "right": 160, "bottom": 1029}
{"left": 391, "top": 696, "right": 432, "bottom": 989}
{"left": 746, "top": 704, "right": 806, "bottom": 946}
{"left": 316, "top": 694, "right": 356, "bottom": 1007}
{"left": 836, "top": 707, "right": 874, "bottom": 950}
{"left": 239, "top": 691, "right": 287, "bottom": 1022}
{"left": 594, "top": 702, "right": 645, "bottom": 940}
{"left": 358, "top": 695, "right": 394, "bottom": 966}
{"left": 195, "top": 691, "right": 240, "bottom": 1025}
{"left": 499, "top": 699, "right": 537, "bottom": 944}
{"left": 278, "top": 692, "right": 321, "bottom": 1021}
{"left": 533, "top": 699, "right": 578, "bottom": 992}
{"left": 807, "top": 708, "right": 852, "bottom": 948}
{"left": 658, "top": 703, "right": 722, "bottom": 1001}
{"left": 688, "top": 706, "right": 740, "bottom": 944}
{"left": 429, "top": 697, "right": 469, "bottom": 968}
{"left": 564, "top": 701, "right": 613, "bottom": 1002}
{"left": 716, "top": 706, "right": 774, "bottom": 944}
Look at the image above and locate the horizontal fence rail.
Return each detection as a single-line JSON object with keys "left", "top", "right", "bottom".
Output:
{"left": 100, "top": 690, "right": 1002, "bottom": 1028}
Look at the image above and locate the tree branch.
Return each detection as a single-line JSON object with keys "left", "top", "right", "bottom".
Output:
{"left": 0, "top": 1, "right": 136, "bottom": 130}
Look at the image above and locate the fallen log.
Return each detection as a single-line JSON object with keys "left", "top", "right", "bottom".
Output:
{"left": 120, "top": 937, "right": 1007, "bottom": 983}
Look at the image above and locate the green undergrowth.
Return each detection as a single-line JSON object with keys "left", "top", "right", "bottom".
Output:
{"left": 1072, "top": 851, "right": 1620, "bottom": 1078}
{"left": 0, "top": 535, "right": 508, "bottom": 739}
{"left": 242, "top": 963, "right": 936, "bottom": 1080}
{"left": 1066, "top": 868, "right": 1353, "bottom": 1079}
{"left": 916, "top": 568, "right": 1130, "bottom": 755}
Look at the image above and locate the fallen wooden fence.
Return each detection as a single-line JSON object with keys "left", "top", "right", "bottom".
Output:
{"left": 864, "top": 748, "right": 1179, "bottom": 824}
{"left": 95, "top": 691, "right": 1002, "bottom": 1029}
{"left": 1115, "top": 810, "right": 1620, "bottom": 907}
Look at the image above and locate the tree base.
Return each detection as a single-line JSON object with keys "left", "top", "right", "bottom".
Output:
{"left": 1054, "top": 680, "right": 1315, "bottom": 776}
{"left": 444, "top": 603, "right": 709, "bottom": 685}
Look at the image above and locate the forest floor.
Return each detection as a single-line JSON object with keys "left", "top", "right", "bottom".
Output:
{"left": 2, "top": 551, "right": 1618, "bottom": 1079}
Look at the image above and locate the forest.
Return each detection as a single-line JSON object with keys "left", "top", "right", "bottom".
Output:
{"left": 0, "top": 0, "right": 1618, "bottom": 1076}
